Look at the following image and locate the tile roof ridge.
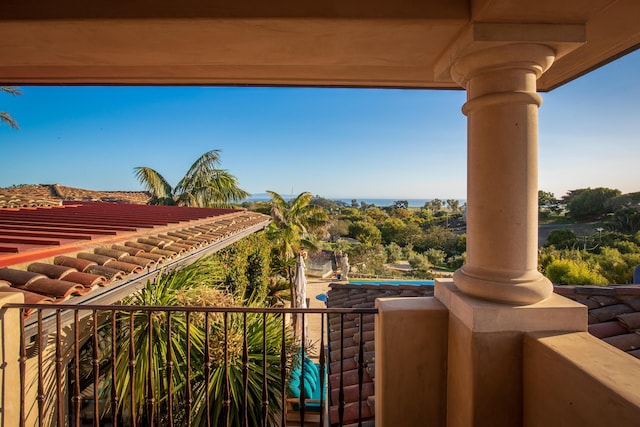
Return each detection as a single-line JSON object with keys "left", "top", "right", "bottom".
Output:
{"left": 555, "top": 284, "right": 640, "bottom": 297}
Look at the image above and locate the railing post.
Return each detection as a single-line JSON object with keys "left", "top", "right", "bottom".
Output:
{"left": 0, "top": 292, "right": 25, "bottom": 427}
{"left": 375, "top": 296, "right": 448, "bottom": 427}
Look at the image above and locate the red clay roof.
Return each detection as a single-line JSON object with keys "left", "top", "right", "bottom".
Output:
{"left": 0, "top": 202, "right": 270, "bottom": 314}
{"left": 0, "top": 201, "right": 248, "bottom": 266}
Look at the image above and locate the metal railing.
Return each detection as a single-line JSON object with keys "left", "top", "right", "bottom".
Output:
{"left": 6, "top": 303, "right": 378, "bottom": 427}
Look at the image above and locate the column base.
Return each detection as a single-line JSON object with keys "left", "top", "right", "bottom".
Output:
{"left": 453, "top": 266, "right": 553, "bottom": 305}
{"left": 435, "top": 278, "right": 587, "bottom": 427}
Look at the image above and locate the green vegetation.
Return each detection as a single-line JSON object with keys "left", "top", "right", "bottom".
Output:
{"left": 265, "top": 191, "right": 328, "bottom": 305}
{"left": 96, "top": 238, "right": 294, "bottom": 426}
{"left": 250, "top": 186, "right": 640, "bottom": 285}
{"left": 79, "top": 184, "right": 640, "bottom": 425}
{"left": 538, "top": 187, "right": 640, "bottom": 285}
{"left": 266, "top": 191, "right": 328, "bottom": 261}
{"left": 564, "top": 187, "right": 622, "bottom": 221}
{"left": 216, "top": 233, "right": 272, "bottom": 301}
{"left": 316, "top": 199, "right": 466, "bottom": 278}
{"left": 134, "top": 149, "right": 250, "bottom": 208}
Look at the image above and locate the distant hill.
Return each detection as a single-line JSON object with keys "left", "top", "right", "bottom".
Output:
{"left": 0, "top": 184, "right": 150, "bottom": 208}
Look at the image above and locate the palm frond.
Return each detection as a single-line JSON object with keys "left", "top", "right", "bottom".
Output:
{"left": 175, "top": 150, "right": 222, "bottom": 194}
{"left": 0, "top": 112, "right": 19, "bottom": 130}
{"left": 0, "top": 86, "right": 22, "bottom": 96}
{"left": 174, "top": 151, "right": 250, "bottom": 207}
{"left": 300, "top": 236, "right": 321, "bottom": 253}
{"left": 289, "top": 192, "right": 313, "bottom": 217}
{"left": 267, "top": 190, "right": 289, "bottom": 225}
{"left": 1, "top": 86, "right": 22, "bottom": 130}
{"left": 210, "top": 170, "right": 251, "bottom": 201}
{"left": 188, "top": 170, "right": 250, "bottom": 207}
{"left": 133, "top": 167, "right": 174, "bottom": 201}
{"left": 301, "top": 204, "right": 329, "bottom": 230}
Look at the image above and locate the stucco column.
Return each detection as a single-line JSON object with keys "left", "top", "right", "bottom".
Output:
{"left": 0, "top": 292, "right": 23, "bottom": 427}
{"left": 452, "top": 43, "right": 555, "bottom": 305}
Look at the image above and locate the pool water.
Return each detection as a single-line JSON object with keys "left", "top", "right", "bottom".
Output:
{"left": 347, "top": 280, "right": 434, "bottom": 286}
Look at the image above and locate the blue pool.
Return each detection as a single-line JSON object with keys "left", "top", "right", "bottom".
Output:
{"left": 348, "top": 280, "right": 434, "bottom": 286}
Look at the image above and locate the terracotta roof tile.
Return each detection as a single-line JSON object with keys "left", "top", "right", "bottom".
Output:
{"left": 555, "top": 284, "right": 640, "bottom": 360}
{"left": 330, "top": 358, "right": 358, "bottom": 373}
{"left": 54, "top": 256, "right": 97, "bottom": 271}
{"left": 329, "top": 368, "right": 373, "bottom": 389}
{"left": 103, "top": 260, "right": 144, "bottom": 274}
{"left": 77, "top": 252, "right": 116, "bottom": 265}
{"left": 0, "top": 202, "right": 270, "bottom": 318}
{"left": 589, "top": 304, "right": 634, "bottom": 323}
{"left": 618, "top": 312, "right": 640, "bottom": 330}
{"left": 330, "top": 382, "right": 375, "bottom": 407}
{"left": 602, "top": 333, "right": 640, "bottom": 352}
{"left": 343, "top": 420, "right": 375, "bottom": 427}
{"left": 132, "top": 251, "right": 166, "bottom": 263}
{"left": 329, "top": 345, "right": 360, "bottom": 363}
{"left": 588, "top": 321, "right": 629, "bottom": 339}
{"left": 26, "top": 262, "right": 76, "bottom": 279}
{"left": 82, "top": 265, "right": 127, "bottom": 280}
{"left": 18, "top": 277, "right": 88, "bottom": 299}
{"left": 329, "top": 400, "right": 373, "bottom": 425}
{"left": 61, "top": 271, "right": 107, "bottom": 288}
{"left": 119, "top": 255, "right": 155, "bottom": 269}
{"left": 0, "top": 269, "right": 46, "bottom": 286}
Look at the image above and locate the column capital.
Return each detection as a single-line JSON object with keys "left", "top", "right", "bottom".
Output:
{"left": 434, "top": 22, "right": 585, "bottom": 86}
{"left": 451, "top": 43, "right": 555, "bottom": 88}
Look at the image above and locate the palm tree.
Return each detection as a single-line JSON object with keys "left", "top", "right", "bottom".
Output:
{"left": 1, "top": 86, "right": 22, "bottom": 130}
{"left": 102, "top": 257, "right": 295, "bottom": 426}
{"left": 266, "top": 191, "right": 328, "bottom": 305}
{"left": 267, "top": 191, "right": 328, "bottom": 259}
{"left": 134, "top": 150, "right": 250, "bottom": 208}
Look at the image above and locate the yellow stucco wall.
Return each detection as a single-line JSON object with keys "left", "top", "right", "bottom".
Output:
{"left": 524, "top": 331, "right": 640, "bottom": 427}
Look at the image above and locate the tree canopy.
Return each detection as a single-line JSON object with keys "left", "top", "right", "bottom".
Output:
{"left": 563, "top": 187, "right": 621, "bottom": 220}
{"left": 134, "top": 149, "right": 250, "bottom": 208}
{"left": 266, "top": 191, "right": 328, "bottom": 260}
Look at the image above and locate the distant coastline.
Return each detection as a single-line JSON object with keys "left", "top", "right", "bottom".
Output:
{"left": 244, "top": 194, "right": 465, "bottom": 207}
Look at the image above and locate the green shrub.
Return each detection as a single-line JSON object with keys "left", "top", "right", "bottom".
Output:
{"left": 545, "top": 258, "right": 608, "bottom": 285}
{"left": 102, "top": 252, "right": 293, "bottom": 426}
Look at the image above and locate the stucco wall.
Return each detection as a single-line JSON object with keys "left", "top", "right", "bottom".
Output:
{"left": 524, "top": 331, "right": 640, "bottom": 427}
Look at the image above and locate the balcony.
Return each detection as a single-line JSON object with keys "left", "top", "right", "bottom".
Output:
{"left": 2, "top": 279, "right": 640, "bottom": 426}
{"left": 2, "top": 300, "right": 379, "bottom": 426}
{"left": 1, "top": 1, "right": 640, "bottom": 426}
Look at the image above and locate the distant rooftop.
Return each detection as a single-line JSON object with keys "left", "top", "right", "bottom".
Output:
{"left": 0, "top": 184, "right": 150, "bottom": 208}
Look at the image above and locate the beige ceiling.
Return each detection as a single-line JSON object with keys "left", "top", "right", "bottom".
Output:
{"left": 0, "top": 0, "right": 638, "bottom": 90}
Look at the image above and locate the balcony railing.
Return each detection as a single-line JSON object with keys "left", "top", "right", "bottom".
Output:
{"left": 6, "top": 303, "right": 377, "bottom": 427}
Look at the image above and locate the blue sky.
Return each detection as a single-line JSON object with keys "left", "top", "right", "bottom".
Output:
{"left": 1, "top": 49, "right": 639, "bottom": 200}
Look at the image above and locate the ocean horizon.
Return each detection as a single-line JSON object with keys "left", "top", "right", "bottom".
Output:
{"left": 244, "top": 195, "right": 465, "bottom": 207}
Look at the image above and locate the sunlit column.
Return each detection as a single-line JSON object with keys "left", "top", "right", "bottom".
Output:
{"left": 452, "top": 44, "right": 555, "bottom": 305}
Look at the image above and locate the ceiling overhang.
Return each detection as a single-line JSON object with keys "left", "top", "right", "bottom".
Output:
{"left": 0, "top": 0, "right": 638, "bottom": 90}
